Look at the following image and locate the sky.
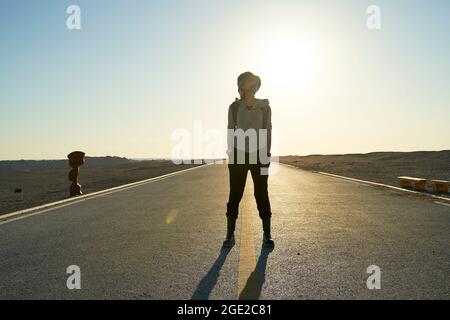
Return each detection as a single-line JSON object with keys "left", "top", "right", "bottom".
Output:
{"left": 0, "top": 0, "right": 449, "bottom": 160}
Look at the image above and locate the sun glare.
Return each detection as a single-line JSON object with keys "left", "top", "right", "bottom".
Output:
{"left": 251, "top": 29, "right": 321, "bottom": 94}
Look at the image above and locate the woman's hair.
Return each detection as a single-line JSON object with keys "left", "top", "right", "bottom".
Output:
{"left": 237, "top": 71, "right": 261, "bottom": 99}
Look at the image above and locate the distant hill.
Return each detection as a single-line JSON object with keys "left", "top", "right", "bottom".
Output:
{"left": 0, "top": 156, "right": 130, "bottom": 172}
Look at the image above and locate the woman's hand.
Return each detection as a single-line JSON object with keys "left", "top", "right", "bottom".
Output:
{"left": 261, "top": 153, "right": 271, "bottom": 168}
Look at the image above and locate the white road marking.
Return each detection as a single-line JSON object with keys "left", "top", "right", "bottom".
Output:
{"left": 281, "top": 164, "right": 450, "bottom": 203}
{"left": 0, "top": 164, "right": 211, "bottom": 226}
{"left": 434, "top": 201, "right": 450, "bottom": 208}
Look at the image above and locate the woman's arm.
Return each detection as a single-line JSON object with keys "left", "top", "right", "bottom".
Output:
{"left": 265, "top": 105, "right": 272, "bottom": 156}
{"left": 228, "top": 103, "right": 235, "bottom": 130}
{"left": 227, "top": 103, "right": 236, "bottom": 161}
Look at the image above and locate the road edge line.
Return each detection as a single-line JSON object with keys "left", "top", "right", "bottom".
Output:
{"left": 280, "top": 163, "right": 450, "bottom": 203}
{"left": 0, "top": 163, "right": 212, "bottom": 224}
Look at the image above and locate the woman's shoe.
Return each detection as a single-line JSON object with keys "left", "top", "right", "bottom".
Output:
{"left": 223, "top": 217, "right": 236, "bottom": 247}
{"left": 262, "top": 217, "right": 275, "bottom": 247}
{"left": 223, "top": 232, "right": 235, "bottom": 247}
{"left": 263, "top": 232, "right": 275, "bottom": 247}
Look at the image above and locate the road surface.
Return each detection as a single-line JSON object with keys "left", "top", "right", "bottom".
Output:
{"left": 0, "top": 164, "right": 448, "bottom": 299}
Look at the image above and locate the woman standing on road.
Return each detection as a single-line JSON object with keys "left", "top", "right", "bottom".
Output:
{"left": 224, "top": 71, "right": 274, "bottom": 248}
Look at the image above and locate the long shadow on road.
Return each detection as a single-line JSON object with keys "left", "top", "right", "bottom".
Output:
{"left": 239, "top": 247, "right": 273, "bottom": 300}
{"left": 191, "top": 247, "right": 232, "bottom": 300}
{"left": 191, "top": 246, "right": 273, "bottom": 300}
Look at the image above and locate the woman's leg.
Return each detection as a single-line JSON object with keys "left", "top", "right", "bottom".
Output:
{"left": 250, "top": 164, "right": 274, "bottom": 246}
{"left": 250, "top": 165, "right": 271, "bottom": 219}
{"left": 224, "top": 164, "right": 248, "bottom": 246}
{"left": 226, "top": 164, "right": 249, "bottom": 220}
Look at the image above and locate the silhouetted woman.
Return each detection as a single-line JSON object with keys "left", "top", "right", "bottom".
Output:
{"left": 224, "top": 71, "right": 274, "bottom": 247}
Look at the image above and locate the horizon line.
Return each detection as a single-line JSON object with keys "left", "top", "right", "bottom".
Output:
{"left": 1, "top": 149, "right": 449, "bottom": 162}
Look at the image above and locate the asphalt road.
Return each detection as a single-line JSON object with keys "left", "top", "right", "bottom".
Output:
{"left": 0, "top": 164, "right": 448, "bottom": 299}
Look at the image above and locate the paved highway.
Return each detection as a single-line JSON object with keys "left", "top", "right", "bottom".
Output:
{"left": 0, "top": 164, "right": 448, "bottom": 299}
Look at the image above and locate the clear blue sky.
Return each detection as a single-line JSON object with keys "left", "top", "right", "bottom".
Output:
{"left": 1, "top": 0, "right": 449, "bottom": 160}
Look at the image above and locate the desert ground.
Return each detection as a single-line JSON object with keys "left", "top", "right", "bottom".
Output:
{"left": 0, "top": 157, "right": 201, "bottom": 216}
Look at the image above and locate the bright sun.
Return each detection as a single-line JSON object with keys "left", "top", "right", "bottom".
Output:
{"left": 251, "top": 29, "right": 320, "bottom": 93}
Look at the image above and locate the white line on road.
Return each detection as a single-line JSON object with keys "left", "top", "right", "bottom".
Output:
{"left": 434, "top": 201, "right": 450, "bottom": 207}
{"left": 0, "top": 164, "right": 211, "bottom": 226}
{"left": 316, "top": 171, "right": 450, "bottom": 202}
{"left": 280, "top": 164, "right": 450, "bottom": 204}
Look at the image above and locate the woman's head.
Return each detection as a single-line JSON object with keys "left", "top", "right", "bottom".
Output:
{"left": 237, "top": 71, "right": 261, "bottom": 99}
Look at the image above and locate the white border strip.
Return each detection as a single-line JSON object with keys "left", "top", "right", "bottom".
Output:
{"left": 318, "top": 171, "right": 450, "bottom": 202}
{"left": 281, "top": 163, "right": 450, "bottom": 203}
{"left": 435, "top": 201, "right": 450, "bottom": 207}
{"left": 0, "top": 164, "right": 211, "bottom": 224}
